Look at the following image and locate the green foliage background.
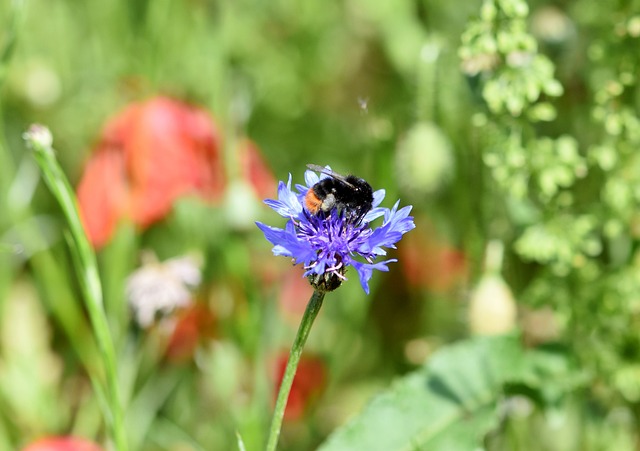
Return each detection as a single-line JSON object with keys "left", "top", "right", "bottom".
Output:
{"left": 2, "top": 0, "right": 640, "bottom": 449}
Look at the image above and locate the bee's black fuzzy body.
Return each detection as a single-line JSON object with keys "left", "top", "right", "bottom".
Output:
{"left": 304, "top": 164, "right": 374, "bottom": 223}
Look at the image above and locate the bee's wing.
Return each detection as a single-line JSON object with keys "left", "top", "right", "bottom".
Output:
{"left": 306, "top": 164, "right": 354, "bottom": 187}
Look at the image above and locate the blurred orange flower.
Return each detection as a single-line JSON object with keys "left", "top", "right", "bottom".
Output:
{"left": 22, "top": 436, "right": 102, "bottom": 451}
{"left": 273, "top": 353, "right": 327, "bottom": 421}
{"left": 77, "top": 97, "right": 225, "bottom": 247}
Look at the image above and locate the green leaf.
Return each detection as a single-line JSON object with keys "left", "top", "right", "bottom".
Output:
{"left": 319, "top": 335, "right": 525, "bottom": 451}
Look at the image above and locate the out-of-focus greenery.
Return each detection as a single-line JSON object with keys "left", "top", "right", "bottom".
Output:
{"left": 3, "top": 0, "right": 640, "bottom": 449}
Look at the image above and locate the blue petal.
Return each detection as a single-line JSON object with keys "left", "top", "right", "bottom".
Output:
{"left": 295, "top": 183, "right": 310, "bottom": 195}
{"left": 362, "top": 190, "right": 386, "bottom": 223}
{"left": 263, "top": 175, "right": 303, "bottom": 218}
{"left": 359, "top": 202, "right": 415, "bottom": 255}
{"left": 351, "top": 259, "right": 397, "bottom": 294}
{"left": 384, "top": 202, "right": 416, "bottom": 233}
{"left": 363, "top": 207, "right": 386, "bottom": 223}
{"left": 304, "top": 170, "right": 320, "bottom": 187}
{"left": 305, "top": 165, "right": 332, "bottom": 184}
{"left": 372, "top": 189, "right": 385, "bottom": 207}
{"left": 256, "top": 221, "right": 316, "bottom": 263}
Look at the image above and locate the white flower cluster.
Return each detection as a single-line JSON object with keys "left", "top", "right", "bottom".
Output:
{"left": 126, "top": 253, "right": 202, "bottom": 328}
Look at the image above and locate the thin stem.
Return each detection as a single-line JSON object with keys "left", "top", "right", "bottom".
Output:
{"left": 266, "top": 289, "right": 325, "bottom": 451}
{"left": 25, "top": 126, "right": 127, "bottom": 451}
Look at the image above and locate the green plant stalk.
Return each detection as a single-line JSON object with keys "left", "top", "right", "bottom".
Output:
{"left": 26, "top": 127, "right": 127, "bottom": 451}
{"left": 265, "top": 289, "right": 325, "bottom": 451}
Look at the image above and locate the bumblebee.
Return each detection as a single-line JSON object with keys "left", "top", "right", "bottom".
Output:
{"left": 304, "top": 164, "right": 374, "bottom": 223}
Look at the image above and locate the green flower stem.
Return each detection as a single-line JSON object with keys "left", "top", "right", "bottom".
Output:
{"left": 25, "top": 126, "right": 127, "bottom": 451}
{"left": 266, "top": 289, "right": 325, "bottom": 451}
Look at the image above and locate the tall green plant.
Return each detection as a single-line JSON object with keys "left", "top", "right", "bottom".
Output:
{"left": 24, "top": 126, "right": 127, "bottom": 450}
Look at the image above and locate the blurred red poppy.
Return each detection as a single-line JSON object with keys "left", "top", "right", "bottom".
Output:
{"left": 22, "top": 436, "right": 102, "bottom": 451}
{"left": 77, "top": 97, "right": 225, "bottom": 248}
{"left": 273, "top": 353, "right": 327, "bottom": 421}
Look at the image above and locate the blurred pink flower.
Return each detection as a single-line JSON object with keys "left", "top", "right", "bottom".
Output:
{"left": 77, "top": 96, "right": 225, "bottom": 247}
{"left": 22, "top": 436, "right": 102, "bottom": 451}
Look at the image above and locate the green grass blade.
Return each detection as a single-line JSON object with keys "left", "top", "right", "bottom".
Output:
{"left": 24, "top": 125, "right": 127, "bottom": 451}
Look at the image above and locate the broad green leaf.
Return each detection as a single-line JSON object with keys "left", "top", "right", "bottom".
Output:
{"left": 319, "top": 335, "right": 524, "bottom": 451}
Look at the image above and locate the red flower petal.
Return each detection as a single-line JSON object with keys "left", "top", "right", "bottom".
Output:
{"left": 125, "top": 97, "right": 224, "bottom": 226}
{"left": 76, "top": 146, "right": 129, "bottom": 248}
{"left": 77, "top": 96, "right": 225, "bottom": 248}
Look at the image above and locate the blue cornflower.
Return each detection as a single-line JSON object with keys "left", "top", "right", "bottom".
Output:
{"left": 256, "top": 166, "right": 415, "bottom": 294}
